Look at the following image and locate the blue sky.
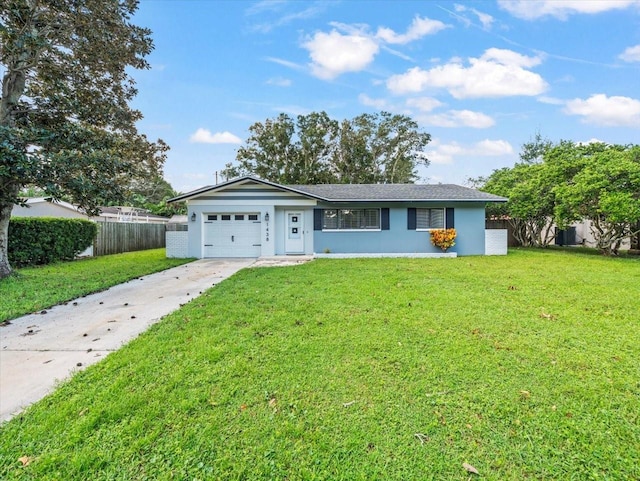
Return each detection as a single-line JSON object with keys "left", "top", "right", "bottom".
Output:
{"left": 131, "top": 0, "right": 640, "bottom": 193}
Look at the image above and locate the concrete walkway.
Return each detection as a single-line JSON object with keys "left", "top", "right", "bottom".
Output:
{"left": 0, "top": 258, "right": 259, "bottom": 422}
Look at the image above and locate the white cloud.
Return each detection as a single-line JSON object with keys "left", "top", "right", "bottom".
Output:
{"left": 564, "top": 94, "right": 640, "bottom": 127}
{"left": 421, "top": 110, "right": 495, "bottom": 128}
{"left": 475, "top": 139, "right": 515, "bottom": 155}
{"left": 303, "top": 29, "right": 379, "bottom": 79}
{"left": 265, "top": 56, "right": 305, "bottom": 71}
{"left": 376, "top": 15, "right": 448, "bottom": 44}
{"left": 245, "top": 0, "right": 288, "bottom": 15}
{"left": 357, "top": 95, "right": 494, "bottom": 129}
{"left": 387, "top": 48, "right": 547, "bottom": 98}
{"left": 577, "top": 138, "right": 606, "bottom": 145}
{"left": 302, "top": 16, "right": 449, "bottom": 80}
{"left": 619, "top": 44, "right": 640, "bottom": 62}
{"left": 537, "top": 95, "right": 566, "bottom": 105}
{"left": 267, "top": 77, "right": 292, "bottom": 87}
{"left": 189, "top": 128, "right": 242, "bottom": 144}
{"left": 482, "top": 47, "right": 543, "bottom": 68}
{"left": 425, "top": 139, "right": 514, "bottom": 164}
{"left": 498, "top": 0, "right": 638, "bottom": 20}
{"left": 454, "top": 4, "right": 495, "bottom": 29}
{"left": 406, "top": 97, "right": 444, "bottom": 112}
{"left": 272, "top": 104, "right": 312, "bottom": 116}
{"left": 247, "top": 3, "right": 326, "bottom": 33}
{"left": 359, "top": 93, "right": 390, "bottom": 110}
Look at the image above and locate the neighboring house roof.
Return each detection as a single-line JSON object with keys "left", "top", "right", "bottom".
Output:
{"left": 21, "top": 197, "right": 85, "bottom": 213}
{"left": 97, "top": 206, "right": 169, "bottom": 223}
{"left": 169, "top": 176, "right": 507, "bottom": 203}
{"left": 11, "top": 197, "right": 90, "bottom": 219}
{"left": 169, "top": 214, "right": 188, "bottom": 224}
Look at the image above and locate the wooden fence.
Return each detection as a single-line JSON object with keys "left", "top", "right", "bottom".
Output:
{"left": 94, "top": 222, "right": 166, "bottom": 256}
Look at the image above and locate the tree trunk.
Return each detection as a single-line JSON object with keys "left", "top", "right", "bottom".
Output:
{"left": 0, "top": 10, "right": 35, "bottom": 279}
{"left": 0, "top": 196, "right": 16, "bottom": 279}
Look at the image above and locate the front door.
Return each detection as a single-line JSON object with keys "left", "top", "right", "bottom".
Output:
{"left": 285, "top": 211, "right": 304, "bottom": 254}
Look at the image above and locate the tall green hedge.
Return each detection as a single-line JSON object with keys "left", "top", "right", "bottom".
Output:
{"left": 8, "top": 218, "right": 98, "bottom": 267}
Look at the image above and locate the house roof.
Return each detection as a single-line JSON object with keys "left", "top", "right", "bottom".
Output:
{"left": 289, "top": 183, "right": 506, "bottom": 202}
{"left": 21, "top": 197, "right": 85, "bottom": 213}
{"left": 97, "top": 206, "right": 169, "bottom": 222}
{"left": 169, "top": 176, "right": 507, "bottom": 203}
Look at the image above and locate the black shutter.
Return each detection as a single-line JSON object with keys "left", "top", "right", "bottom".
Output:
{"left": 314, "top": 209, "right": 323, "bottom": 231}
{"left": 446, "top": 208, "right": 455, "bottom": 229}
{"left": 381, "top": 208, "right": 390, "bottom": 230}
{"left": 407, "top": 208, "right": 417, "bottom": 230}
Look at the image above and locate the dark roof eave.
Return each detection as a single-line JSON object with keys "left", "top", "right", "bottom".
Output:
{"left": 315, "top": 198, "right": 508, "bottom": 203}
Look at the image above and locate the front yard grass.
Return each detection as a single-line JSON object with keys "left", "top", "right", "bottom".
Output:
{"left": 0, "top": 249, "right": 193, "bottom": 322}
{"left": 1, "top": 249, "right": 639, "bottom": 479}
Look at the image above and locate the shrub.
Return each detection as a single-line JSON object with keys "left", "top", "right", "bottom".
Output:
{"left": 430, "top": 228, "right": 457, "bottom": 252}
{"left": 8, "top": 218, "right": 98, "bottom": 267}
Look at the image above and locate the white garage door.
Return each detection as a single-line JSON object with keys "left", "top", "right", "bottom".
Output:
{"left": 203, "top": 213, "right": 261, "bottom": 257}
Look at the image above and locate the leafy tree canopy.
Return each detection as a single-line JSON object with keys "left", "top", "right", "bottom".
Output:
{"left": 480, "top": 136, "right": 640, "bottom": 254}
{"left": 123, "top": 175, "right": 186, "bottom": 218}
{"left": 553, "top": 144, "right": 640, "bottom": 255}
{"left": 0, "top": 0, "right": 166, "bottom": 278}
{"left": 222, "top": 111, "right": 431, "bottom": 185}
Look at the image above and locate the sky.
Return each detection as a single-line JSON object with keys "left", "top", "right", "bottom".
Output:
{"left": 130, "top": 0, "right": 640, "bottom": 193}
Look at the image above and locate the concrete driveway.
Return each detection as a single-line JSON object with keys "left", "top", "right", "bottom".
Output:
{"left": 0, "top": 258, "right": 258, "bottom": 422}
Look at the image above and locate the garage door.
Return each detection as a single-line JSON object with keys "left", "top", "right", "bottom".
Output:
{"left": 203, "top": 213, "right": 261, "bottom": 257}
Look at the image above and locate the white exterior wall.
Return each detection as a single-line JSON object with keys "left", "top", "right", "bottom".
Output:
{"left": 485, "top": 229, "right": 508, "bottom": 255}
{"left": 11, "top": 202, "right": 88, "bottom": 219}
{"left": 185, "top": 184, "right": 317, "bottom": 258}
{"left": 166, "top": 231, "right": 189, "bottom": 258}
{"left": 573, "top": 220, "right": 631, "bottom": 250}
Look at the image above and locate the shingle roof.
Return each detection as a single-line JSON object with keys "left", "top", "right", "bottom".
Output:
{"left": 169, "top": 176, "right": 507, "bottom": 203}
{"left": 288, "top": 183, "right": 506, "bottom": 202}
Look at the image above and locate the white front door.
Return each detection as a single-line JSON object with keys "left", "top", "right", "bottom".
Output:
{"left": 284, "top": 211, "right": 304, "bottom": 254}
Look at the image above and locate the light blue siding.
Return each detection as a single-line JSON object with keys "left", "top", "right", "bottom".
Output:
{"left": 313, "top": 203, "right": 486, "bottom": 256}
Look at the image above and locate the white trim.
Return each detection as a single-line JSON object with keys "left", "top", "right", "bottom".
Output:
{"left": 189, "top": 199, "right": 317, "bottom": 207}
{"left": 314, "top": 252, "right": 457, "bottom": 258}
{"left": 322, "top": 229, "right": 382, "bottom": 233}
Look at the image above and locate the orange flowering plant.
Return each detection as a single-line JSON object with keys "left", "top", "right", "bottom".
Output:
{"left": 430, "top": 228, "right": 457, "bottom": 252}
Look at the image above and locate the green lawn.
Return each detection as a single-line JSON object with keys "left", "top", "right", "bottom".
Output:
{"left": 1, "top": 249, "right": 639, "bottom": 480}
{"left": 0, "top": 249, "right": 193, "bottom": 322}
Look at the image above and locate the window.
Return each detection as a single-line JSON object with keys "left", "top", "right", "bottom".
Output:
{"left": 234, "top": 214, "right": 245, "bottom": 221}
{"left": 322, "top": 209, "right": 380, "bottom": 230}
{"left": 248, "top": 214, "right": 259, "bottom": 221}
{"left": 221, "top": 214, "right": 231, "bottom": 221}
{"left": 207, "top": 215, "right": 217, "bottom": 221}
{"left": 416, "top": 208, "right": 444, "bottom": 229}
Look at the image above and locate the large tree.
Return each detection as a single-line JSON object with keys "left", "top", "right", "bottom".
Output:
{"left": 480, "top": 134, "right": 561, "bottom": 247}
{"left": 0, "top": 0, "right": 166, "bottom": 278}
{"left": 223, "top": 111, "right": 431, "bottom": 184}
{"left": 553, "top": 143, "right": 640, "bottom": 255}
{"left": 482, "top": 164, "right": 559, "bottom": 247}
{"left": 124, "top": 175, "right": 186, "bottom": 218}
{"left": 481, "top": 138, "right": 640, "bottom": 254}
